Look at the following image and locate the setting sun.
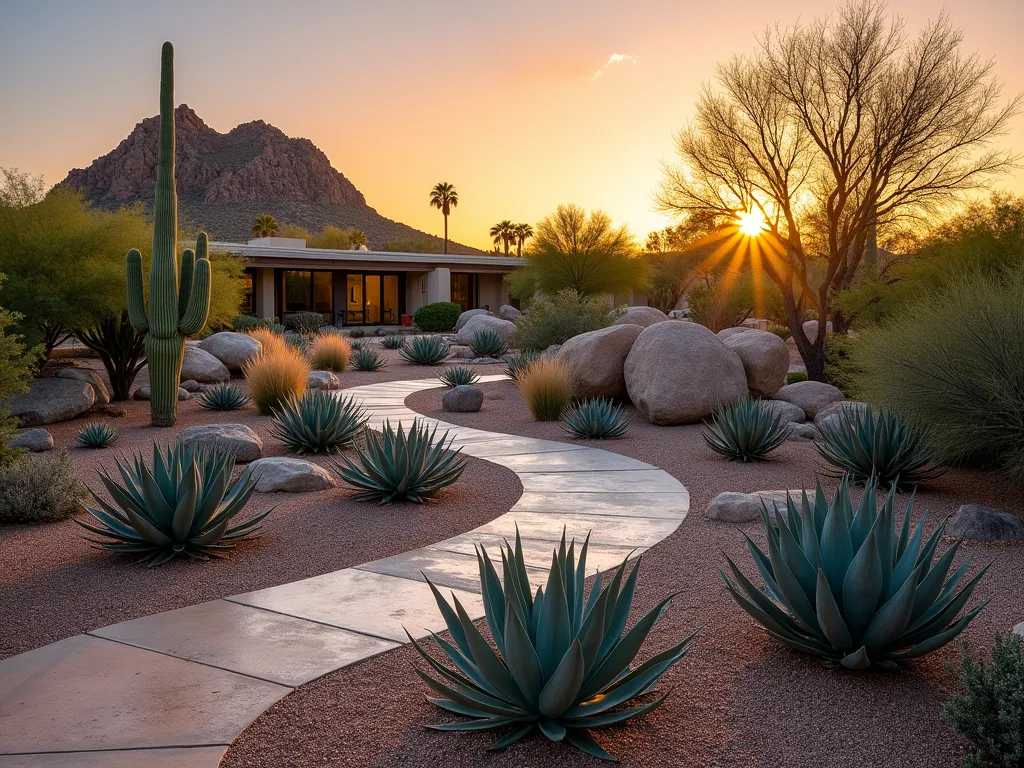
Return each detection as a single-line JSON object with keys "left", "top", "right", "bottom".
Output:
{"left": 737, "top": 210, "right": 767, "bottom": 237}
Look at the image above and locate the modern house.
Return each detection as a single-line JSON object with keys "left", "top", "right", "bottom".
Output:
{"left": 214, "top": 238, "right": 521, "bottom": 327}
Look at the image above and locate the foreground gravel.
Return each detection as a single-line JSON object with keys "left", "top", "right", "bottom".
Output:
{"left": 222, "top": 378, "right": 1023, "bottom": 768}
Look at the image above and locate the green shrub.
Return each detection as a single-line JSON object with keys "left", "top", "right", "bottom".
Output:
{"left": 413, "top": 302, "right": 462, "bottom": 332}
{"left": 786, "top": 371, "right": 808, "bottom": 384}
{"left": 0, "top": 281, "right": 38, "bottom": 467}
{"left": 283, "top": 311, "right": 329, "bottom": 335}
{"left": 470, "top": 328, "right": 507, "bottom": 358}
{"left": 503, "top": 350, "right": 539, "bottom": 382}
{"left": 232, "top": 314, "right": 280, "bottom": 332}
{"left": 767, "top": 321, "right": 792, "bottom": 340}
{"left": 401, "top": 335, "right": 449, "bottom": 365}
{"left": 851, "top": 267, "right": 1024, "bottom": 484}
{"left": 945, "top": 634, "right": 1024, "bottom": 768}
{"left": 701, "top": 398, "right": 788, "bottom": 461}
{"left": 332, "top": 419, "right": 467, "bottom": 502}
{"left": 439, "top": 366, "right": 479, "bottom": 388}
{"left": 562, "top": 397, "right": 631, "bottom": 439}
{"left": 512, "top": 289, "right": 617, "bottom": 351}
{"left": 351, "top": 347, "right": 386, "bottom": 371}
{"left": 348, "top": 328, "right": 366, "bottom": 339}
{"left": 0, "top": 450, "right": 85, "bottom": 523}
{"left": 76, "top": 423, "right": 119, "bottom": 449}
{"left": 823, "top": 335, "right": 862, "bottom": 395}
{"left": 816, "top": 405, "right": 942, "bottom": 490}
{"left": 380, "top": 334, "right": 406, "bottom": 349}
{"left": 722, "top": 477, "right": 989, "bottom": 670}
{"left": 269, "top": 389, "right": 368, "bottom": 454}
{"left": 412, "top": 528, "right": 698, "bottom": 760}
{"left": 198, "top": 383, "right": 251, "bottom": 411}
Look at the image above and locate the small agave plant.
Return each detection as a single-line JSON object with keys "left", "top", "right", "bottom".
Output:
{"left": 401, "top": 335, "right": 449, "bottom": 365}
{"left": 76, "top": 422, "right": 119, "bottom": 449}
{"left": 503, "top": 350, "right": 538, "bottom": 382}
{"left": 198, "top": 383, "right": 251, "bottom": 411}
{"left": 411, "top": 529, "right": 698, "bottom": 760}
{"left": 701, "top": 398, "right": 788, "bottom": 461}
{"left": 816, "top": 405, "right": 941, "bottom": 489}
{"left": 721, "top": 477, "right": 989, "bottom": 669}
{"left": 77, "top": 442, "right": 270, "bottom": 567}
{"left": 470, "top": 328, "right": 507, "bottom": 358}
{"left": 269, "top": 389, "right": 368, "bottom": 454}
{"left": 380, "top": 334, "right": 406, "bottom": 350}
{"left": 351, "top": 347, "right": 387, "bottom": 371}
{"left": 562, "top": 397, "right": 631, "bottom": 439}
{"left": 439, "top": 365, "right": 479, "bottom": 388}
{"left": 332, "top": 419, "right": 466, "bottom": 502}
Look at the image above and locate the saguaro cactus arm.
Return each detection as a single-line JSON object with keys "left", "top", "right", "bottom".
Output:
{"left": 125, "top": 248, "right": 149, "bottom": 332}
{"left": 179, "top": 257, "right": 212, "bottom": 335}
{"left": 178, "top": 247, "right": 195, "bottom": 321}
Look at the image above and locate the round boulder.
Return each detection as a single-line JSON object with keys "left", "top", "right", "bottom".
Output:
{"left": 245, "top": 457, "right": 335, "bottom": 493}
{"left": 307, "top": 370, "right": 341, "bottom": 390}
{"left": 442, "top": 385, "right": 484, "bottom": 412}
{"left": 178, "top": 346, "right": 230, "bottom": 384}
{"left": 706, "top": 490, "right": 804, "bottom": 523}
{"left": 612, "top": 306, "right": 669, "bottom": 329}
{"left": 8, "top": 378, "right": 95, "bottom": 427}
{"left": 199, "top": 332, "right": 262, "bottom": 372}
{"left": 499, "top": 304, "right": 522, "bottom": 322}
{"left": 557, "top": 324, "right": 643, "bottom": 398}
{"left": 9, "top": 428, "right": 54, "bottom": 452}
{"left": 177, "top": 423, "right": 263, "bottom": 463}
{"left": 801, "top": 320, "right": 833, "bottom": 344}
{"left": 717, "top": 327, "right": 753, "bottom": 341}
{"left": 762, "top": 399, "right": 807, "bottom": 425}
{"left": 57, "top": 367, "right": 110, "bottom": 404}
{"left": 947, "top": 505, "right": 1024, "bottom": 542}
{"left": 815, "top": 400, "right": 871, "bottom": 429}
{"left": 624, "top": 321, "right": 748, "bottom": 425}
{"left": 448, "top": 345, "right": 474, "bottom": 360}
{"left": 454, "top": 309, "right": 494, "bottom": 333}
{"left": 724, "top": 329, "right": 790, "bottom": 398}
{"left": 772, "top": 380, "right": 845, "bottom": 420}
{"left": 454, "top": 314, "right": 516, "bottom": 346}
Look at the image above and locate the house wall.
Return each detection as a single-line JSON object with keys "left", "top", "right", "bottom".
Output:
{"left": 478, "top": 273, "right": 507, "bottom": 311}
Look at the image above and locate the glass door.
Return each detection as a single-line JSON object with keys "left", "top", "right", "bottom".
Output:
{"left": 346, "top": 274, "right": 364, "bottom": 325}
{"left": 365, "top": 275, "right": 381, "bottom": 324}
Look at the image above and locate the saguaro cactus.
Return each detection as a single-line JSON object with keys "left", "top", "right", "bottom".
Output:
{"left": 126, "top": 42, "right": 212, "bottom": 427}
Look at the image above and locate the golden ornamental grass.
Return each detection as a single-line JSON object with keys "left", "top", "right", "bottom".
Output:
{"left": 309, "top": 332, "right": 351, "bottom": 372}
{"left": 247, "top": 327, "right": 288, "bottom": 358}
{"left": 243, "top": 345, "right": 311, "bottom": 415}
{"left": 517, "top": 357, "right": 575, "bottom": 421}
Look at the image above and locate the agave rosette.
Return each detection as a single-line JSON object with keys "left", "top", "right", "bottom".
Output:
{"left": 562, "top": 397, "right": 631, "bottom": 439}
{"left": 701, "top": 398, "right": 788, "bottom": 461}
{"left": 269, "top": 389, "right": 368, "bottom": 454}
{"left": 401, "top": 335, "right": 449, "bottom": 365}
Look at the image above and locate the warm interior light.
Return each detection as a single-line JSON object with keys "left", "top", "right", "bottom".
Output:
{"left": 737, "top": 210, "right": 767, "bottom": 237}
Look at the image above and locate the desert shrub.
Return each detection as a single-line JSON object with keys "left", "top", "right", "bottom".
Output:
{"left": 0, "top": 283, "right": 39, "bottom": 466}
{"left": 786, "top": 371, "right": 808, "bottom": 384}
{"left": 945, "top": 634, "right": 1024, "bottom": 768}
{"left": 701, "top": 398, "right": 788, "bottom": 461}
{"left": 232, "top": 314, "right": 279, "bottom": 332}
{"left": 518, "top": 356, "right": 574, "bottom": 421}
{"left": 351, "top": 347, "right": 387, "bottom": 371}
{"left": 824, "top": 334, "right": 862, "bottom": 395}
{"left": 851, "top": 267, "right": 1024, "bottom": 484}
{"left": 470, "top": 328, "right": 507, "bottom": 358}
{"left": 242, "top": 346, "right": 310, "bottom": 415}
{"left": 308, "top": 332, "right": 351, "bottom": 372}
{"left": 283, "top": 311, "right": 330, "bottom": 336}
{"left": 767, "top": 321, "right": 791, "bottom": 340}
{"left": 512, "top": 289, "right": 617, "bottom": 351}
{"left": 0, "top": 450, "right": 85, "bottom": 523}
{"left": 348, "top": 328, "right": 366, "bottom": 339}
{"left": 413, "top": 302, "right": 462, "bottom": 332}
{"left": 401, "top": 335, "right": 449, "bottom": 365}
{"left": 247, "top": 327, "right": 287, "bottom": 357}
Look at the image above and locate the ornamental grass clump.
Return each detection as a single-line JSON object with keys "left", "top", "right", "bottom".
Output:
{"left": 411, "top": 528, "right": 699, "bottom": 761}
{"left": 518, "top": 357, "right": 574, "bottom": 421}
{"left": 247, "top": 326, "right": 287, "bottom": 357}
{"left": 242, "top": 345, "right": 310, "bottom": 415}
{"left": 332, "top": 419, "right": 466, "bottom": 502}
{"left": 701, "top": 398, "right": 788, "bottom": 461}
{"left": 77, "top": 442, "right": 270, "bottom": 566}
{"left": 198, "top": 383, "right": 250, "bottom": 411}
{"left": 401, "top": 335, "right": 449, "bottom": 365}
{"left": 439, "top": 365, "right": 479, "bottom": 388}
{"left": 470, "top": 328, "right": 507, "bottom": 358}
{"left": 308, "top": 332, "right": 351, "bottom": 372}
{"left": 351, "top": 346, "right": 387, "bottom": 371}
{"left": 721, "top": 477, "right": 989, "bottom": 670}
{"left": 816, "top": 405, "right": 941, "bottom": 489}
{"left": 269, "top": 389, "right": 367, "bottom": 454}
{"left": 562, "top": 397, "right": 631, "bottom": 439}
{"left": 76, "top": 423, "right": 119, "bottom": 449}
{"left": 380, "top": 334, "right": 406, "bottom": 350}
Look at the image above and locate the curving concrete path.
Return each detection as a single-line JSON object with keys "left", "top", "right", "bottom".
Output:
{"left": 0, "top": 375, "right": 688, "bottom": 767}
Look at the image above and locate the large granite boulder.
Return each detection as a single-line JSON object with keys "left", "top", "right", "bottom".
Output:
{"left": 557, "top": 324, "right": 643, "bottom": 398}
{"left": 178, "top": 346, "right": 230, "bottom": 383}
{"left": 624, "top": 321, "right": 748, "bottom": 424}
{"left": 772, "top": 380, "right": 845, "bottom": 420}
{"left": 56, "top": 367, "right": 110, "bottom": 404}
{"left": 717, "top": 327, "right": 753, "bottom": 341}
{"left": 199, "top": 332, "right": 262, "bottom": 372}
{"left": 442, "top": 385, "right": 484, "bottom": 412}
{"left": 9, "top": 428, "right": 54, "bottom": 452}
{"left": 724, "top": 329, "right": 790, "bottom": 398}
{"left": 244, "top": 457, "right": 335, "bottom": 493}
{"left": 307, "top": 370, "right": 341, "bottom": 390}
{"left": 177, "top": 423, "right": 263, "bottom": 463}
{"left": 454, "top": 314, "right": 516, "bottom": 346}
{"left": 454, "top": 309, "right": 494, "bottom": 333}
{"left": 133, "top": 385, "right": 191, "bottom": 401}
{"left": 947, "top": 505, "right": 1024, "bottom": 542}
{"left": 706, "top": 490, "right": 805, "bottom": 523}
{"left": 9, "top": 378, "right": 95, "bottom": 426}
{"left": 762, "top": 399, "right": 807, "bottom": 425}
{"left": 499, "top": 304, "right": 522, "bottom": 322}
{"left": 612, "top": 306, "right": 669, "bottom": 329}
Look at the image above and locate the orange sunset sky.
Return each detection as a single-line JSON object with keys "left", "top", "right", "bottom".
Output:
{"left": 1, "top": 0, "right": 1023, "bottom": 250}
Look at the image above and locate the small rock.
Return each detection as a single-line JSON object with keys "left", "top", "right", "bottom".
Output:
{"left": 668, "top": 309, "right": 690, "bottom": 320}
{"left": 469, "top": 357, "right": 501, "bottom": 365}
{"left": 448, "top": 345, "right": 474, "bottom": 360}
{"left": 786, "top": 423, "right": 818, "bottom": 442}
{"left": 178, "top": 423, "right": 263, "bottom": 463}
{"left": 801, "top": 320, "right": 833, "bottom": 344}
{"left": 307, "top": 370, "right": 341, "bottom": 390}
{"left": 706, "top": 490, "right": 806, "bottom": 523}
{"left": 180, "top": 379, "right": 203, "bottom": 393}
{"left": 442, "top": 385, "right": 484, "bottom": 412}
{"left": 9, "top": 428, "right": 54, "bottom": 452}
{"left": 1014, "top": 622, "right": 1023, "bottom": 638}
{"left": 244, "top": 457, "right": 335, "bottom": 493}
{"left": 198, "top": 332, "right": 261, "bottom": 372}
{"left": 815, "top": 400, "right": 870, "bottom": 426}
{"left": 57, "top": 367, "right": 110, "bottom": 405}
{"left": 132, "top": 386, "right": 191, "bottom": 401}
{"left": 772, "top": 380, "right": 845, "bottom": 420}
{"left": 90, "top": 404, "right": 128, "bottom": 418}
{"left": 612, "top": 306, "right": 669, "bottom": 328}
{"left": 763, "top": 400, "right": 807, "bottom": 425}
{"left": 499, "top": 304, "right": 522, "bottom": 322}
{"left": 8, "top": 378, "right": 95, "bottom": 426}
{"left": 947, "top": 505, "right": 1024, "bottom": 542}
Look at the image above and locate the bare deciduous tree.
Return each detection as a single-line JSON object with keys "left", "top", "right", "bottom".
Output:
{"left": 658, "top": 1, "right": 1020, "bottom": 380}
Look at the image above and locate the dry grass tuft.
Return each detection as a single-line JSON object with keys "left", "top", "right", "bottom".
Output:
{"left": 247, "top": 327, "right": 288, "bottom": 358}
{"left": 517, "top": 357, "right": 575, "bottom": 421}
{"left": 243, "top": 346, "right": 311, "bottom": 415}
{"left": 309, "top": 332, "right": 351, "bottom": 372}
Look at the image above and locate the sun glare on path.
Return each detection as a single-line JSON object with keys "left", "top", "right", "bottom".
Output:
{"left": 737, "top": 210, "right": 767, "bottom": 237}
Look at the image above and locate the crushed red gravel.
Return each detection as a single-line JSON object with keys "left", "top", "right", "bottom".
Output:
{"left": 220, "top": 378, "right": 1024, "bottom": 768}
{"left": 0, "top": 357, "right": 517, "bottom": 660}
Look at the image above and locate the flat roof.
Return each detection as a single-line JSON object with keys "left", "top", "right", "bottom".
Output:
{"left": 212, "top": 242, "right": 522, "bottom": 272}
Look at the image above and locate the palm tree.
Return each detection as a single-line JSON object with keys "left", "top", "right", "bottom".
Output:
{"left": 429, "top": 182, "right": 459, "bottom": 254}
{"left": 513, "top": 222, "right": 533, "bottom": 256}
{"left": 489, "top": 220, "right": 516, "bottom": 255}
{"left": 349, "top": 229, "right": 368, "bottom": 248}
{"left": 251, "top": 214, "right": 279, "bottom": 239}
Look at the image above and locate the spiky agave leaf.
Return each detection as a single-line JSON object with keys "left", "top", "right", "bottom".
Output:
{"left": 470, "top": 328, "right": 506, "bottom": 358}
{"left": 380, "top": 334, "right": 407, "bottom": 349}
{"left": 701, "top": 398, "right": 788, "bottom": 461}
{"left": 562, "top": 397, "right": 631, "bottom": 439}
{"left": 76, "top": 422, "right": 119, "bottom": 449}
{"left": 401, "top": 335, "right": 449, "bottom": 365}
{"left": 816, "top": 405, "right": 942, "bottom": 489}
{"left": 331, "top": 419, "right": 466, "bottom": 502}
{"left": 503, "top": 350, "right": 539, "bottom": 383}
{"left": 269, "top": 389, "right": 368, "bottom": 454}
{"left": 410, "top": 527, "right": 699, "bottom": 760}
{"left": 197, "top": 383, "right": 251, "bottom": 411}
{"left": 721, "top": 477, "right": 989, "bottom": 669}
{"left": 351, "top": 347, "right": 387, "bottom": 371}
{"left": 439, "top": 365, "right": 480, "bottom": 388}
{"left": 76, "top": 441, "right": 270, "bottom": 567}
